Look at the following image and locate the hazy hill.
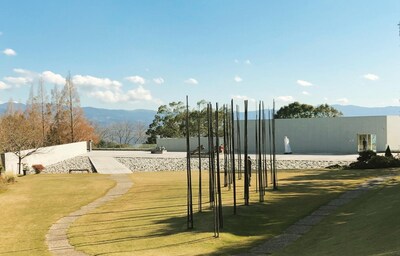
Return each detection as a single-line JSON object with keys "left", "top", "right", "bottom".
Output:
{"left": 1, "top": 103, "right": 399, "bottom": 125}
{"left": 332, "top": 105, "right": 400, "bottom": 117}
{"left": 82, "top": 107, "right": 156, "bottom": 126}
{"left": 0, "top": 103, "right": 156, "bottom": 126}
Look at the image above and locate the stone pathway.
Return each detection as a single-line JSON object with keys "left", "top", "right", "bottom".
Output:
{"left": 89, "top": 156, "right": 132, "bottom": 174}
{"left": 237, "top": 175, "right": 396, "bottom": 256}
{"left": 46, "top": 174, "right": 133, "bottom": 256}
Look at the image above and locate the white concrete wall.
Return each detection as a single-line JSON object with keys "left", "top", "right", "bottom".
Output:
{"left": 157, "top": 116, "right": 394, "bottom": 154}
{"left": 270, "top": 116, "right": 388, "bottom": 154}
{"left": 4, "top": 141, "right": 88, "bottom": 175}
{"left": 157, "top": 137, "right": 223, "bottom": 152}
{"left": 387, "top": 116, "right": 400, "bottom": 152}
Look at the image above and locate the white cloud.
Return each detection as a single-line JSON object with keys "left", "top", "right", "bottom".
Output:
{"left": 245, "top": 59, "right": 251, "bottom": 65}
{"left": 0, "top": 81, "right": 11, "bottom": 89}
{"left": 41, "top": 71, "right": 65, "bottom": 85}
{"left": 90, "top": 85, "right": 153, "bottom": 103}
{"left": 4, "top": 76, "right": 33, "bottom": 85}
{"left": 153, "top": 77, "right": 165, "bottom": 85}
{"left": 297, "top": 80, "right": 313, "bottom": 87}
{"left": 231, "top": 95, "right": 256, "bottom": 103}
{"left": 363, "top": 73, "right": 379, "bottom": 81}
{"left": 337, "top": 98, "right": 349, "bottom": 104}
{"left": 3, "top": 48, "right": 16, "bottom": 56}
{"left": 126, "top": 86, "right": 152, "bottom": 101}
{"left": 184, "top": 78, "right": 198, "bottom": 85}
{"left": 276, "top": 96, "right": 294, "bottom": 102}
{"left": 13, "top": 68, "right": 34, "bottom": 76}
{"left": 302, "top": 91, "right": 310, "bottom": 95}
{"left": 90, "top": 90, "right": 123, "bottom": 103}
{"left": 234, "top": 75, "right": 243, "bottom": 83}
{"left": 125, "top": 75, "right": 146, "bottom": 85}
{"left": 73, "top": 75, "right": 122, "bottom": 90}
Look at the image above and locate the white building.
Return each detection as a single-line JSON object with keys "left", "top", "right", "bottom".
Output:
{"left": 157, "top": 116, "right": 400, "bottom": 154}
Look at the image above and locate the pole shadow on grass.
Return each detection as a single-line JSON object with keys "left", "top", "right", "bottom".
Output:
{"left": 67, "top": 172, "right": 380, "bottom": 256}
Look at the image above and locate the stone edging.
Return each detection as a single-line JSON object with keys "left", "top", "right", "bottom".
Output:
{"left": 46, "top": 174, "right": 133, "bottom": 256}
{"left": 236, "top": 175, "right": 396, "bottom": 256}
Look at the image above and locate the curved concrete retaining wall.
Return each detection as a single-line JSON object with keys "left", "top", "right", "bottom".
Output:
{"left": 3, "top": 141, "right": 88, "bottom": 175}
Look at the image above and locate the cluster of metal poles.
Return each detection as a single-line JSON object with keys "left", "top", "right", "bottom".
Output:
{"left": 185, "top": 97, "right": 278, "bottom": 237}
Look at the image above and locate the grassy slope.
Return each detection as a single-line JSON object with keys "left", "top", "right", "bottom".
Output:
{"left": 69, "top": 169, "right": 392, "bottom": 256}
{"left": 0, "top": 174, "right": 115, "bottom": 256}
{"left": 275, "top": 175, "right": 400, "bottom": 256}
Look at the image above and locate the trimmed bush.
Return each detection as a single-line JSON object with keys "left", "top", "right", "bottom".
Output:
{"left": 32, "top": 164, "right": 45, "bottom": 174}
{"left": 348, "top": 150, "right": 400, "bottom": 169}
{"left": 357, "top": 150, "right": 376, "bottom": 162}
{"left": 385, "top": 145, "right": 393, "bottom": 158}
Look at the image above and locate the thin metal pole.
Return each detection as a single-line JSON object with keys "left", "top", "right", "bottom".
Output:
{"left": 236, "top": 105, "right": 242, "bottom": 180}
{"left": 186, "top": 95, "right": 194, "bottom": 229}
{"left": 208, "top": 104, "right": 213, "bottom": 205}
{"left": 215, "top": 103, "right": 223, "bottom": 228}
{"left": 244, "top": 100, "right": 249, "bottom": 206}
{"left": 255, "top": 102, "right": 258, "bottom": 193}
{"left": 272, "top": 100, "right": 278, "bottom": 190}
{"left": 231, "top": 99, "right": 237, "bottom": 214}
{"left": 198, "top": 105, "right": 202, "bottom": 212}
{"left": 223, "top": 105, "right": 228, "bottom": 187}
{"left": 257, "top": 102, "right": 264, "bottom": 202}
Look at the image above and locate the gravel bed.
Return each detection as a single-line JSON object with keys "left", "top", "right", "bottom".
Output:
{"left": 116, "top": 157, "right": 352, "bottom": 172}
{"left": 35, "top": 156, "right": 352, "bottom": 174}
{"left": 44, "top": 156, "right": 96, "bottom": 174}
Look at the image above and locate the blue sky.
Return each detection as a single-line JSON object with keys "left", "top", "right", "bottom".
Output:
{"left": 1, "top": 0, "right": 399, "bottom": 110}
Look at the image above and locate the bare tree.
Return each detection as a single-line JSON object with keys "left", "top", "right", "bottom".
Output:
{"left": 110, "top": 121, "right": 135, "bottom": 146}
{"left": 132, "top": 121, "right": 148, "bottom": 144}
{"left": 62, "top": 73, "right": 80, "bottom": 143}
{"left": 48, "top": 84, "right": 65, "bottom": 145}
{"left": 96, "top": 121, "right": 148, "bottom": 147}
{"left": 0, "top": 111, "right": 42, "bottom": 175}
{"left": 37, "top": 78, "right": 51, "bottom": 144}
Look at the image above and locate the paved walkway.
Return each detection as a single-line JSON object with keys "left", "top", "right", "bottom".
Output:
{"left": 236, "top": 175, "right": 396, "bottom": 256}
{"left": 89, "top": 156, "right": 132, "bottom": 174}
{"left": 46, "top": 174, "right": 133, "bottom": 256}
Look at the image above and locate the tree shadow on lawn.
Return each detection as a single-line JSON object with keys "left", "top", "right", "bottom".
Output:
{"left": 72, "top": 186, "right": 355, "bottom": 255}
{"left": 279, "top": 168, "right": 397, "bottom": 184}
{"left": 72, "top": 169, "right": 397, "bottom": 255}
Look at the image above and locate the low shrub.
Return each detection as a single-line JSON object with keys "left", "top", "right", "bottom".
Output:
{"left": 348, "top": 150, "right": 400, "bottom": 169}
{"left": 357, "top": 150, "right": 376, "bottom": 162}
{"left": 32, "top": 164, "right": 45, "bottom": 174}
{"left": 385, "top": 145, "right": 393, "bottom": 158}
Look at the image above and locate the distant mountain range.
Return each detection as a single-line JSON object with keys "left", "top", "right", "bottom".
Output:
{"left": 1, "top": 103, "right": 399, "bottom": 126}
{"left": 331, "top": 105, "right": 400, "bottom": 117}
{"left": 0, "top": 103, "right": 156, "bottom": 126}
{"left": 82, "top": 107, "right": 156, "bottom": 126}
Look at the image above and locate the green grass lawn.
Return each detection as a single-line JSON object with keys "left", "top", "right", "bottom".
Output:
{"left": 0, "top": 174, "right": 115, "bottom": 256}
{"left": 68, "top": 168, "right": 396, "bottom": 256}
{"left": 275, "top": 175, "right": 400, "bottom": 256}
{"left": 1, "top": 168, "right": 397, "bottom": 256}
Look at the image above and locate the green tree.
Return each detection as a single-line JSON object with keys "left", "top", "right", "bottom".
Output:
{"left": 314, "top": 104, "right": 343, "bottom": 117}
{"left": 145, "top": 100, "right": 225, "bottom": 144}
{"left": 146, "top": 101, "right": 186, "bottom": 144}
{"left": 276, "top": 102, "right": 342, "bottom": 119}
